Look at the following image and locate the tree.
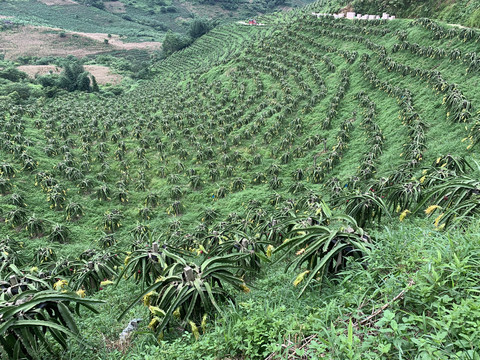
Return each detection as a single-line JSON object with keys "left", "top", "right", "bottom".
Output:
{"left": 0, "top": 67, "right": 28, "bottom": 82}
{"left": 162, "top": 31, "right": 192, "bottom": 57}
{"left": 56, "top": 61, "right": 90, "bottom": 92}
{"left": 76, "top": 72, "right": 91, "bottom": 92}
{"left": 91, "top": 75, "right": 99, "bottom": 92}
{"left": 189, "top": 19, "right": 211, "bottom": 39}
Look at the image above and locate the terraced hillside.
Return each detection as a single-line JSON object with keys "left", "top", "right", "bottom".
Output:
{"left": 2, "top": 3, "right": 480, "bottom": 359}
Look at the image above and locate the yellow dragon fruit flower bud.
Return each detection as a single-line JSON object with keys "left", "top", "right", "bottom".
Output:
{"left": 201, "top": 314, "right": 207, "bottom": 334}
{"left": 399, "top": 209, "right": 410, "bottom": 222}
{"left": 293, "top": 270, "right": 310, "bottom": 287}
{"left": 53, "top": 279, "right": 68, "bottom": 290}
{"left": 76, "top": 289, "right": 86, "bottom": 298}
{"left": 173, "top": 307, "right": 181, "bottom": 319}
{"left": 240, "top": 283, "right": 250, "bottom": 293}
{"left": 189, "top": 321, "right": 200, "bottom": 340}
{"left": 266, "top": 245, "right": 274, "bottom": 258}
{"left": 425, "top": 205, "right": 440, "bottom": 215}
{"left": 148, "top": 305, "right": 166, "bottom": 317}
{"left": 434, "top": 213, "right": 444, "bottom": 227}
{"left": 296, "top": 248, "right": 306, "bottom": 255}
{"left": 143, "top": 291, "right": 156, "bottom": 306}
{"left": 148, "top": 317, "right": 160, "bottom": 330}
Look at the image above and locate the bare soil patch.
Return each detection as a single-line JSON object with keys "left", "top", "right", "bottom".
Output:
{"left": 38, "top": 0, "right": 78, "bottom": 5}
{"left": 17, "top": 64, "right": 123, "bottom": 85}
{"left": 104, "top": 1, "right": 126, "bottom": 13}
{"left": 68, "top": 31, "right": 162, "bottom": 51}
{"left": 0, "top": 26, "right": 161, "bottom": 60}
{"left": 84, "top": 65, "right": 122, "bottom": 85}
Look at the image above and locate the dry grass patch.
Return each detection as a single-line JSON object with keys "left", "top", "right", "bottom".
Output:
{"left": 104, "top": 1, "right": 126, "bottom": 13}
{"left": 0, "top": 26, "right": 161, "bottom": 60}
{"left": 68, "top": 31, "right": 162, "bottom": 51}
{"left": 17, "top": 64, "right": 123, "bottom": 85}
{"left": 0, "top": 26, "right": 107, "bottom": 59}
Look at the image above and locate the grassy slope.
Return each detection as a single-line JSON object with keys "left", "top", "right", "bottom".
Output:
{"left": 2, "top": 2, "right": 480, "bottom": 359}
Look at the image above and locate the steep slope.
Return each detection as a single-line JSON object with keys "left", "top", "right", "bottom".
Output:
{"left": 2, "top": 3, "right": 480, "bottom": 359}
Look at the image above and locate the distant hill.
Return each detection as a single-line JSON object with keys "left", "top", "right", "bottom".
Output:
{"left": 0, "top": 0, "right": 318, "bottom": 41}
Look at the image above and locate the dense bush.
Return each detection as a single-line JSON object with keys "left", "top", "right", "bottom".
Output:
{"left": 162, "top": 31, "right": 193, "bottom": 56}
{"left": 189, "top": 19, "right": 212, "bottom": 39}
{"left": 0, "top": 67, "right": 28, "bottom": 82}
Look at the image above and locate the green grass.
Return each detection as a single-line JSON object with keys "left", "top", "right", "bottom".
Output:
{"left": 57, "top": 221, "right": 480, "bottom": 359}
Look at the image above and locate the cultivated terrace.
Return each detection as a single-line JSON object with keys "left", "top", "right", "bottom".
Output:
{"left": 1, "top": 0, "right": 480, "bottom": 359}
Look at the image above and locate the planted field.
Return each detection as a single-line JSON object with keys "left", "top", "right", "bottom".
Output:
{"left": 2, "top": 2, "right": 480, "bottom": 359}
{"left": 0, "top": 0, "right": 161, "bottom": 40}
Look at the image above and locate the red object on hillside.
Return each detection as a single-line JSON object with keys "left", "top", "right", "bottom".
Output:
{"left": 248, "top": 19, "right": 257, "bottom": 25}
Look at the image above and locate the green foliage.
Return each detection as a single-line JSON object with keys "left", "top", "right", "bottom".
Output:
{"left": 57, "top": 61, "right": 91, "bottom": 92}
{"left": 189, "top": 19, "right": 213, "bottom": 39}
{"left": 3, "top": 4, "right": 480, "bottom": 359}
{"left": 0, "top": 67, "right": 28, "bottom": 82}
{"left": 0, "top": 271, "right": 103, "bottom": 360}
{"left": 119, "top": 253, "right": 249, "bottom": 337}
{"left": 274, "top": 203, "right": 370, "bottom": 296}
{"left": 162, "top": 31, "right": 193, "bottom": 57}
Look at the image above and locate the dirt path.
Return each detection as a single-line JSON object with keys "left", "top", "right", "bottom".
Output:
{"left": 236, "top": 21, "right": 266, "bottom": 26}
{"left": 447, "top": 23, "right": 468, "bottom": 29}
